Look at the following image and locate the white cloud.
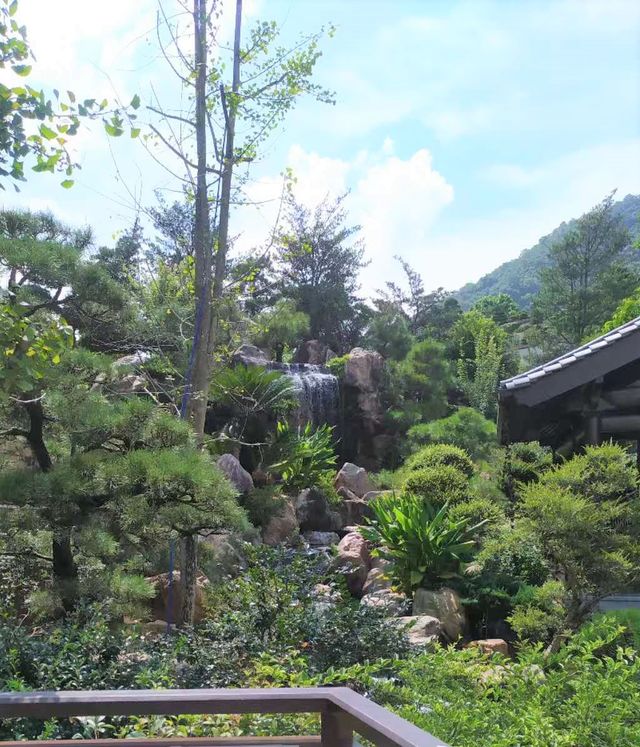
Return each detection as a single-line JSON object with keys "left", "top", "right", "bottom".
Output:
{"left": 354, "top": 150, "right": 454, "bottom": 291}
{"left": 233, "top": 143, "right": 455, "bottom": 296}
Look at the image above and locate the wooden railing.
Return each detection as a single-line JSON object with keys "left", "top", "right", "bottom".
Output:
{"left": 0, "top": 687, "right": 450, "bottom": 747}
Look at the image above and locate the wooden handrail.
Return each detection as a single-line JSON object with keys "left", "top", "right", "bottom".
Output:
{"left": 0, "top": 687, "right": 450, "bottom": 747}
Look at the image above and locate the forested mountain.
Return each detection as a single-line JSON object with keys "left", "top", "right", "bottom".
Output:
{"left": 456, "top": 193, "right": 640, "bottom": 309}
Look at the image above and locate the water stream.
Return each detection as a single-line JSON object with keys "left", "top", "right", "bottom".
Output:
{"left": 267, "top": 362, "right": 341, "bottom": 430}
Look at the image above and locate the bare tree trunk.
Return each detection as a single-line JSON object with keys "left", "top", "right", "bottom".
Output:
{"left": 180, "top": 534, "right": 198, "bottom": 626}
{"left": 184, "top": 0, "right": 213, "bottom": 439}
{"left": 208, "top": 0, "right": 242, "bottom": 354}
{"left": 179, "top": 0, "right": 211, "bottom": 627}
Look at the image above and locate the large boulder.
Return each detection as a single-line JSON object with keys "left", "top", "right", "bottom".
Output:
{"left": 397, "top": 615, "right": 442, "bottom": 648}
{"left": 295, "top": 340, "right": 337, "bottom": 365}
{"left": 329, "top": 531, "right": 371, "bottom": 597}
{"left": 295, "top": 487, "right": 342, "bottom": 532}
{"left": 146, "top": 571, "right": 209, "bottom": 624}
{"left": 334, "top": 462, "right": 375, "bottom": 498}
{"left": 217, "top": 454, "right": 254, "bottom": 495}
{"left": 413, "top": 587, "right": 466, "bottom": 642}
{"left": 262, "top": 500, "right": 299, "bottom": 546}
{"left": 232, "top": 343, "right": 269, "bottom": 366}
{"left": 344, "top": 348, "right": 384, "bottom": 392}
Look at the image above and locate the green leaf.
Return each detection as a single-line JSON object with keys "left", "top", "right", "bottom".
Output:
{"left": 9, "top": 0, "right": 18, "bottom": 16}
{"left": 130, "top": 127, "right": 141, "bottom": 139}
{"left": 12, "top": 64, "right": 32, "bottom": 77}
{"left": 104, "top": 123, "right": 123, "bottom": 137}
{"left": 130, "top": 93, "right": 141, "bottom": 110}
{"left": 39, "top": 124, "right": 57, "bottom": 140}
{"left": 60, "top": 179, "right": 74, "bottom": 189}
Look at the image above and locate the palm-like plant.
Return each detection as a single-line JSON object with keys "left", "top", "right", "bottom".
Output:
{"left": 267, "top": 420, "right": 337, "bottom": 491}
{"left": 210, "top": 365, "right": 296, "bottom": 418}
{"left": 361, "top": 493, "right": 485, "bottom": 595}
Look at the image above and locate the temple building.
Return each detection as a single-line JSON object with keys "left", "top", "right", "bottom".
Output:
{"left": 498, "top": 316, "right": 640, "bottom": 456}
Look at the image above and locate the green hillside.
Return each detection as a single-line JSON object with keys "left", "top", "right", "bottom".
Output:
{"left": 456, "top": 193, "right": 640, "bottom": 308}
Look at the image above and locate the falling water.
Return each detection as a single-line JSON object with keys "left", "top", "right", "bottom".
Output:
{"left": 266, "top": 362, "right": 341, "bottom": 431}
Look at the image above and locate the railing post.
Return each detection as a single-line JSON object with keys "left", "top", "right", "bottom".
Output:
{"left": 321, "top": 704, "right": 353, "bottom": 746}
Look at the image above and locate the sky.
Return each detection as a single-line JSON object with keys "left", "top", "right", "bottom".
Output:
{"left": 6, "top": 0, "right": 640, "bottom": 296}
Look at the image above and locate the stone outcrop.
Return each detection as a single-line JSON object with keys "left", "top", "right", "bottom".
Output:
{"left": 397, "top": 615, "right": 442, "bottom": 648}
{"left": 341, "top": 348, "right": 387, "bottom": 470}
{"left": 329, "top": 531, "right": 371, "bottom": 597}
{"left": 334, "top": 462, "right": 375, "bottom": 498}
{"left": 146, "top": 571, "right": 209, "bottom": 624}
{"left": 413, "top": 587, "right": 466, "bottom": 642}
{"left": 295, "top": 487, "right": 342, "bottom": 532}
{"left": 344, "top": 348, "right": 384, "bottom": 392}
{"left": 232, "top": 343, "right": 269, "bottom": 366}
{"left": 262, "top": 501, "right": 299, "bottom": 546}
{"left": 294, "top": 340, "right": 336, "bottom": 365}
{"left": 217, "top": 454, "right": 254, "bottom": 495}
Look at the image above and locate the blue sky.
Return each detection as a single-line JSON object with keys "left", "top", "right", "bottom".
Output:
{"left": 6, "top": 0, "right": 640, "bottom": 294}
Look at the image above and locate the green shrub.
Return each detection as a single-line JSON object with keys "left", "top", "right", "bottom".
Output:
{"left": 326, "top": 353, "right": 350, "bottom": 378}
{"left": 448, "top": 496, "right": 504, "bottom": 531}
{"left": 366, "top": 621, "right": 640, "bottom": 747}
{"left": 503, "top": 441, "right": 553, "bottom": 495}
{"left": 267, "top": 421, "right": 337, "bottom": 492}
{"left": 306, "top": 601, "right": 410, "bottom": 672}
{"left": 370, "top": 468, "right": 403, "bottom": 490}
{"left": 402, "top": 465, "right": 468, "bottom": 505}
{"left": 541, "top": 442, "right": 637, "bottom": 503}
{"left": 407, "top": 407, "right": 497, "bottom": 461}
{"left": 405, "top": 443, "right": 474, "bottom": 478}
{"left": 361, "top": 494, "right": 484, "bottom": 594}
{"left": 242, "top": 485, "right": 287, "bottom": 527}
{"left": 508, "top": 580, "right": 568, "bottom": 642}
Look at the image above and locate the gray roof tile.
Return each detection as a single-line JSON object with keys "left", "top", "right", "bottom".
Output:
{"left": 500, "top": 314, "right": 640, "bottom": 391}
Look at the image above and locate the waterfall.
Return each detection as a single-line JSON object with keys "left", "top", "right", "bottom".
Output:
{"left": 266, "top": 362, "right": 340, "bottom": 431}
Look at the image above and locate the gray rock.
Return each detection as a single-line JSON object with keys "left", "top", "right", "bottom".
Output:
{"left": 397, "top": 615, "right": 442, "bottom": 648}
{"left": 304, "top": 530, "right": 340, "bottom": 547}
{"left": 329, "top": 531, "right": 371, "bottom": 597}
{"left": 362, "top": 567, "right": 393, "bottom": 595}
{"left": 202, "top": 533, "right": 248, "bottom": 577}
{"left": 413, "top": 587, "right": 466, "bottom": 642}
{"left": 262, "top": 500, "right": 299, "bottom": 546}
{"left": 344, "top": 348, "right": 384, "bottom": 392}
{"left": 334, "top": 462, "right": 375, "bottom": 498}
{"left": 232, "top": 343, "right": 269, "bottom": 366}
{"left": 217, "top": 453, "right": 254, "bottom": 495}
{"left": 339, "top": 498, "right": 372, "bottom": 526}
{"left": 295, "top": 487, "right": 342, "bottom": 532}
{"left": 294, "top": 340, "right": 337, "bottom": 365}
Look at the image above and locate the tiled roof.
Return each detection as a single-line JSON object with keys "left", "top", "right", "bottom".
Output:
{"left": 500, "top": 316, "right": 640, "bottom": 391}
